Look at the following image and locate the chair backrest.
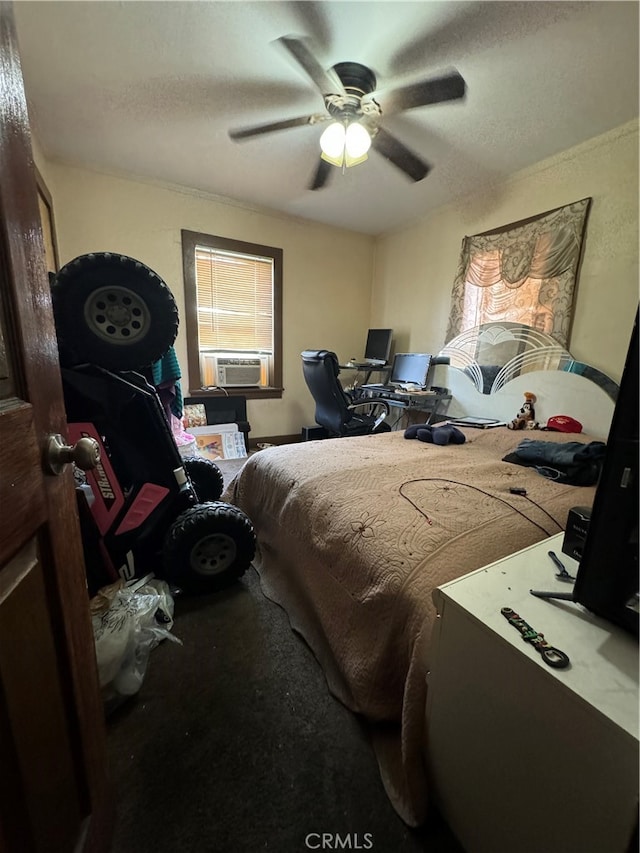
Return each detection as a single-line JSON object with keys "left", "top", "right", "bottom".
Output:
{"left": 301, "top": 349, "right": 353, "bottom": 435}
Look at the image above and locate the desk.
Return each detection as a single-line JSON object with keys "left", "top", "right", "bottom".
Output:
{"left": 426, "top": 534, "right": 639, "bottom": 853}
{"left": 359, "top": 388, "right": 452, "bottom": 427}
{"left": 339, "top": 363, "right": 391, "bottom": 386}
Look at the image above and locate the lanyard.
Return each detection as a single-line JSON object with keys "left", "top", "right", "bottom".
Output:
{"left": 501, "top": 607, "right": 570, "bottom": 669}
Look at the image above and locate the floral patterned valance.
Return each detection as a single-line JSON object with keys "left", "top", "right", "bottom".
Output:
{"left": 446, "top": 197, "right": 591, "bottom": 347}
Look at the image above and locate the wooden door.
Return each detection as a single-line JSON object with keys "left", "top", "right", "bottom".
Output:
{"left": 0, "top": 4, "right": 113, "bottom": 852}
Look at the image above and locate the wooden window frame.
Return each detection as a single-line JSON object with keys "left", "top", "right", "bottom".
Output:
{"left": 182, "top": 229, "right": 283, "bottom": 399}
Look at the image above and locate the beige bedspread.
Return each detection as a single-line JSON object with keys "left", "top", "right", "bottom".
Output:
{"left": 224, "top": 427, "right": 597, "bottom": 825}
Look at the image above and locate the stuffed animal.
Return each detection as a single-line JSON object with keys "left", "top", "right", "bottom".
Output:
{"left": 508, "top": 391, "right": 538, "bottom": 430}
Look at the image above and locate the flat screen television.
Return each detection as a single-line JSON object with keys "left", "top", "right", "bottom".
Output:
{"left": 364, "top": 328, "right": 393, "bottom": 364}
{"left": 571, "top": 310, "right": 639, "bottom": 636}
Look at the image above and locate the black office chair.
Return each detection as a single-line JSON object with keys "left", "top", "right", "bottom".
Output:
{"left": 301, "top": 349, "right": 391, "bottom": 438}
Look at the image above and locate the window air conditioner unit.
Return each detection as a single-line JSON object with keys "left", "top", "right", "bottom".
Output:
{"left": 200, "top": 354, "right": 269, "bottom": 388}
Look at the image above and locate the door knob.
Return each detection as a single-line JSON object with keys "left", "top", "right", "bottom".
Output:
{"left": 45, "top": 434, "right": 101, "bottom": 476}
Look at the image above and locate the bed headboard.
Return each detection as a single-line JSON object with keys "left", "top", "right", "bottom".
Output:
{"left": 437, "top": 322, "right": 619, "bottom": 439}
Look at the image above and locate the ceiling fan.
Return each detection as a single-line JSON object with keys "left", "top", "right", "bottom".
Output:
{"left": 229, "top": 36, "right": 466, "bottom": 191}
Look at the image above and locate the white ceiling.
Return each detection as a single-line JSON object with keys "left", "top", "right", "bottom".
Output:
{"left": 13, "top": 1, "right": 639, "bottom": 236}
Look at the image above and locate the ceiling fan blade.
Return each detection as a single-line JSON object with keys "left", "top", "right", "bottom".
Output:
{"left": 229, "top": 113, "right": 329, "bottom": 140}
{"left": 372, "top": 127, "right": 431, "bottom": 182}
{"left": 309, "top": 158, "right": 332, "bottom": 191}
{"left": 369, "top": 70, "right": 466, "bottom": 116}
{"left": 277, "top": 35, "right": 346, "bottom": 98}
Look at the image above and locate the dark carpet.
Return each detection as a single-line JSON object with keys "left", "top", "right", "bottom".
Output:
{"left": 106, "top": 564, "right": 465, "bottom": 853}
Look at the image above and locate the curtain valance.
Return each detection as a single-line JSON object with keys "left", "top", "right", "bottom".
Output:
{"left": 446, "top": 197, "right": 591, "bottom": 346}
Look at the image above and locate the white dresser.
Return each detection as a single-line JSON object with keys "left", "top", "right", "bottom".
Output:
{"left": 426, "top": 534, "right": 639, "bottom": 853}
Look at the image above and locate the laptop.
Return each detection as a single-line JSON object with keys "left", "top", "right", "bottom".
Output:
{"left": 361, "top": 353, "right": 432, "bottom": 392}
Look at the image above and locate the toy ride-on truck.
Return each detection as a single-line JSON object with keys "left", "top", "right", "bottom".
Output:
{"left": 50, "top": 251, "right": 256, "bottom": 596}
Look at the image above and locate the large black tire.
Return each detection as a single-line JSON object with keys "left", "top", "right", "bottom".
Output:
{"left": 51, "top": 252, "right": 179, "bottom": 371}
{"left": 182, "top": 456, "right": 225, "bottom": 502}
{"left": 162, "top": 501, "right": 256, "bottom": 594}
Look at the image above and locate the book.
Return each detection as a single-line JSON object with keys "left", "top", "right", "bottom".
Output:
{"left": 189, "top": 424, "right": 248, "bottom": 459}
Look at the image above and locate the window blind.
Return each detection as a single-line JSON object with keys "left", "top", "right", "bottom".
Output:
{"left": 195, "top": 247, "right": 274, "bottom": 352}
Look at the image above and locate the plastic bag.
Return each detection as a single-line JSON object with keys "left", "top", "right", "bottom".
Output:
{"left": 92, "top": 575, "right": 182, "bottom": 704}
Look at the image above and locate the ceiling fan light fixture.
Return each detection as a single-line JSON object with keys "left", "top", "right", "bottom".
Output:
{"left": 343, "top": 150, "right": 369, "bottom": 168}
{"left": 231, "top": 37, "right": 466, "bottom": 191}
{"left": 320, "top": 121, "right": 347, "bottom": 165}
{"left": 320, "top": 120, "right": 371, "bottom": 168}
{"left": 345, "top": 122, "right": 371, "bottom": 158}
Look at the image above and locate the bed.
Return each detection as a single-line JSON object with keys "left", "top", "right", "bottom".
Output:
{"left": 224, "top": 414, "right": 613, "bottom": 824}
{"left": 222, "top": 321, "right": 618, "bottom": 824}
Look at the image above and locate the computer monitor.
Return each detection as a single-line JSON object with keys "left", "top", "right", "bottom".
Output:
{"left": 390, "top": 353, "right": 432, "bottom": 386}
{"left": 530, "top": 310, "right": 639, "bottom": 638}
{"left": 364, "top": 328, "right": 393, "bottom": 364}
{"left": 571, "top": 309, "right": 638, "bottom": 636}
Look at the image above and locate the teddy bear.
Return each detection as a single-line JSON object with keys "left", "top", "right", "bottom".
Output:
{"left": 508, "top": 391, "right": 538, "bottom": 430}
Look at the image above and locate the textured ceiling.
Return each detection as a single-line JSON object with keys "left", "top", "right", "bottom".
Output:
{"left": 14, "top": 1, "right": 640, "bottom": 236}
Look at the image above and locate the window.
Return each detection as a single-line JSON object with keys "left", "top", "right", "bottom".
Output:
{"left": 446, "top": 198, "right": 591, "bottom": 348}
{"left": 182, "top": 230, "right": 282, "bottom": 398}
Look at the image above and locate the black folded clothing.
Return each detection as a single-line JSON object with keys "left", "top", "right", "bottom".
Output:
{"left": 502, "top": 438, "right": 606, "bottom": 486}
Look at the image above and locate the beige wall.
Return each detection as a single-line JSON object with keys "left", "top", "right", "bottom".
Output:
{"left": 35, "top": 119, "right": 637, "bottom": 438}
{"left": 373, "top": 120, "right": 639, "bottom": 383}
{"left": 42, "top": 164, "right": 374, "bottom": 437}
